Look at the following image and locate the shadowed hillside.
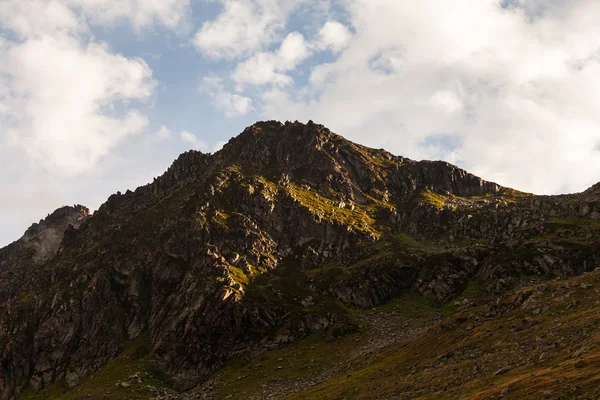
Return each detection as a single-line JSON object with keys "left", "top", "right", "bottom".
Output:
{"left": 2, "top": 121, "right": 600, "bottom": 400}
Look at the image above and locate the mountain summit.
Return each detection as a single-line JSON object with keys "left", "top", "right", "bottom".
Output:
{"left": 2, "top": 121, "right": 600, "bottom": 400}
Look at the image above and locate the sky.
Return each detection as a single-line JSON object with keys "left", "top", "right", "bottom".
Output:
{"left": 2, "top": 0, "right": 600, "bottom": 246}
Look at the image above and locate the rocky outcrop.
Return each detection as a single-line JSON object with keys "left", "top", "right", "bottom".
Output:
{"left": 0, "top": 205, "right": 89, "bottom": 302}
{"left": 1, "top": 121, "right": 598, "bottom": 400}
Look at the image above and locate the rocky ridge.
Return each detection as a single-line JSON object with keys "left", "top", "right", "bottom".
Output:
{"left": 1, "top": 120, "right": 600, "bottom": 400}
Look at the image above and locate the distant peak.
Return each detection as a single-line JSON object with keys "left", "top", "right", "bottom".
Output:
{"left": 227, "top": 120, "right": 334, "bottom": 146}
{"left": 18, "top": 205, "right": 89, "bottom": 261}
{"left": 37, "top": 205, "right": 89, "bottom": 228}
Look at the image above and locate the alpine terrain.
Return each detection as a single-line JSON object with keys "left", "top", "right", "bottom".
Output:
{"left": 3, "top": 120, "right": 600, "bottom": 400}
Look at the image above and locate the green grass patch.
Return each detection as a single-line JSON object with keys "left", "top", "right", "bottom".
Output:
{"left": 286, "top": 183, "right": 380, "bottom": 236}
{"left": 228, "top": 265, "right": 250, "bottom": 286}
{"left": 365, "top": 291, "right": 436, "bottom": 317}
{"left": 217, "top": 331, "right": 365, "bottom": 398}
{"left": 547, "top": 217, "right": 600, "bottom": 231}
{"left": 417, "top": 191, "right": 447, "bottom": 209}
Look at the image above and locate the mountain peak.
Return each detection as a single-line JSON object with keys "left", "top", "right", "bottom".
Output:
{"left": 1, "top": 120, "right": 525, "bottom": 399}
{"left": 211, "top": 120, "right": 501, "bottom": 204}
{"left": 0, "top": 204, "right": 89, "bottom": 297}
{"left": 26, "top": 205, "right": 89, "bottom": 233}
{"left": 220, "top": 120, "right": 335, "bottom": 157}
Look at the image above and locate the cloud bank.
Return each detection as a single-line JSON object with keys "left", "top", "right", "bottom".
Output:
{"left": 197, "top": 0, "right": 600, "bottom": 195}
{"left": 0, "top": 0, "right": 191, "bottom": 174}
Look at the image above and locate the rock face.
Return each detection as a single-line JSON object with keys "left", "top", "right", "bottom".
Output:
{"left": 0, "top": 205, "right": 89, "bottom": 302}
{"left": 1, "top": 120, "right": 599, "bottom": 399}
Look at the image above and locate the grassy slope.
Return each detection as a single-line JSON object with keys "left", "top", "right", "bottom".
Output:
{"left": 18, "top": 334, "right": 168, "bottom": 400}
{"left": 214, "top": 292, "right": 439, "bottom": 399}
{"left": 289, "top": 270, "right": 600, "bottom": 399}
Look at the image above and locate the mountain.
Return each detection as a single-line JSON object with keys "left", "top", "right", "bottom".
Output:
{"left": 2, "top": 120, "right": 600, "bottom": 400}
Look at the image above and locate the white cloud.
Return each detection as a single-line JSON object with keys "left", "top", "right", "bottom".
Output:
{"left": 193, "top": 0, "right": 303, "bottom": 59}
{"left": 201, "top": 77, "right": 253, "bottom": 117}
{"left": 0, "top": 1, "right": 82, "bottom": 38}
{"left": 279, "top": 31, "right": 311, "bottom": 67}
{"left": 428, "top": 90, "right": 464, "bottom": 114}
{"left": 0, "top": 0, "right": 191, "bottom": 37}
{"left": 316, "top": 20, "right": 352, "bottom": 53}
{"left": 154, "top": 125, "right": 172, "bottom": 140}
{"left": 309, "top": 63, "right": 334, "bottom": 86}
{"left": 0, "top": 0, "right": 192, "bottom": 175}
{"left": 233, "top": 31, "right": 310, "bottom": 87}
{"left": 229, "top": 20, "right": 352, "bottom": 89}
{"left": 216, "top": 92, "right": 254, "bottom": 117}
{"left": 254, "top": 0, "right": 600, "bottom": 195}
{"left": 69, "top": 0, "right": 191, "bottom": 31}
{"left": 369, "top": 49, "right": 403, "bottom": 74}
{"left": 180, "top": 130, "right": 208, "bottom": 151}
{"left": 0, "top": 35, "right": 155, "bottom": 174}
